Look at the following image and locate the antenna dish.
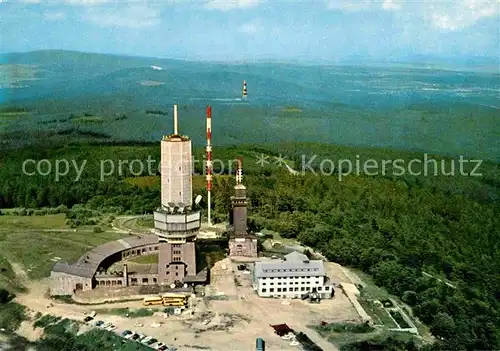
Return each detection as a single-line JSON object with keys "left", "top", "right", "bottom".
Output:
{"left": 168, "top": 202, "right": 175, "bottom": 208}
{"left": 195, "top": 195, "right": 202, "bottom": 205}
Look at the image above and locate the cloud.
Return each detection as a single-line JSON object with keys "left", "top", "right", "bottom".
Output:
{"left": 427, "top": 1, "right": 499, "bottom": 31}
{"left": 326, "top": 0, "right": 375, "bottom": 12}
{"left": 238, "top": 23, "right": 261, "bottom": 34}
{"left": 327, "top": 0, "right": 499, "bottom": 30}
{"left": 63, "top": 0, "right": 111, "bottom": 4}
{"left": 205, "top": 0, "right": 261, "bottom": 11}
{"left": 44, "top": 10, "right": 66, "bottom": 20}
{"left": 82, "top": 5, "right": 160, "bottom": 28}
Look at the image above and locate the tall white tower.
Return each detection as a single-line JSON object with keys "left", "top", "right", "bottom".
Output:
{"left": 160, "top": 105, "right": 193, "bottom": 208}
{"left": 154, "top": 104, "right": 201, "bottom": 285}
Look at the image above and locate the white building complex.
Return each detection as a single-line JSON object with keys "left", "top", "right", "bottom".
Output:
{"left": 253, "top": 251, "right": 334, "bottom": 299}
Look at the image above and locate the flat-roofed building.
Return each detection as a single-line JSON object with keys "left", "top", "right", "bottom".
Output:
{"left": 253, "top": 251, "right": 334, "bottom": 299}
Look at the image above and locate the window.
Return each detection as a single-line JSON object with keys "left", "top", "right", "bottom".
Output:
{"left": 117, "top": 281, "right": 122, "bottom": 285}
{"left": 262, "top": 289, "right": 267, "bottom": 293}
{"left": 269, "top": 288, "right": 274, "bottom": 293}
{"left": 154, "top": 246, "right": 159, "bottom": 250}
{"left": 277, "top": 288, "right": 281, "bottom": 292}
{"left": 277, "top": 282, "right": 281, "bottom": 285}
{"left": 175, "top": 272, "right": 178, "bottom": 276}
{"left": 131, "top": 278, "right": 137, "bottom": 285}
{"left": 301, "top": 287, "right": 305, "bottom": 291}
{"left": 142, "top": 278, "right": 148, "bottom": 284}
{"left": 153, "top": 278, "right": 157, "bottom": 283}
{"left": 262, "top": 282, "right": 266, "bottom": 286}
{"left": 294, "top": 287, "right": 299, "bottom": 291}
{"left": 283, "top": 288, "right": 287, "bottom": 292}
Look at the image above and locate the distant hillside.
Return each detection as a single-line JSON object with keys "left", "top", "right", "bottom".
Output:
{"left": 0, "top": 50, "right": 499, "bottom": 160}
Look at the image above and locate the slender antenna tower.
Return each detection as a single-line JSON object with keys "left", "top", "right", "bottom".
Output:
{"left": 242, "top": 80, "right": 247, "bottom": 100}
{"left": 173, "top": 104, "right": 179, "bottom": 135}
{"left": 206, "top": 105, "right": 213, "bottom": 227}
{"left": 236, "top": 157, "right": 243, "bottom": 184}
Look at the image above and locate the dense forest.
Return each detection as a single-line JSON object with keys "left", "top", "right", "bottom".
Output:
{"left": 0, "top": 141, "right": 499, "bottom": 350}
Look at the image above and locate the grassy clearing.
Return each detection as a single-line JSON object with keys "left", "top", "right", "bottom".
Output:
{"left": 0, "top": 112, "right": 28, "bottom": 118}
{"left": 0, "top": 229, "right": 128, "bottom": 280}
{"left": 0, "top": 214, "right": 68, "bottom": 230}
{"left": 358, "top": 298, "right": 398, "bottom": 328}
{"left": 136, "top": 217, "right": 154, "bottom": 228}
{"left": 94, "top": 307, "right": 157, "bottom": 318}
{"left": 128, "top": 254, "right": 158, "bottom": 264}
{"left": 71, "top": 116, "right": 104, "bottom": 124}
{"left": 124, "top": 176, "right": 159, "bottom": 188}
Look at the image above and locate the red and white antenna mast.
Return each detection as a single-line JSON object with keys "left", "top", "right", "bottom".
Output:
{"left": 206, "top": 105, "right": 213, "bottom": 226}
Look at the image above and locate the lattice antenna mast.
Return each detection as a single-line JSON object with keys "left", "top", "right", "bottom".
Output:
{"left": 236, "top": 157, "right": 243, "bottom": 184}
{"left": 206, "top": 105, "right": 213, "bottom": 227}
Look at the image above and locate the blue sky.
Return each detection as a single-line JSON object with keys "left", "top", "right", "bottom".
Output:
{"left": 1, "top": 0, "right": 499, "bottom": 62}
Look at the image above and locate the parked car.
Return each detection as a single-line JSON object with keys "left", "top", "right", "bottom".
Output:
{"left": 157, "top": 346, "right": 168, "bottom": 351}
{"left": 124, "top": 333, "right": 135, "bottom": 340}
{"left": 154, "top": 342, "right": 165, "bottom": 350}
{"left": 95, "top": 320, "right": 104, "bottom": 327}
{"left": 138, "top": 334, "right": 146, "bottom": 341}
{"left": 146, "top": 338, "right": 157, "bottom": 345}
{"left": 83, "top": 316, "right": 93, "bottom": 323}
{"left": 121, "top": 330, "right": 132, "bottom": 337}
{"left": 141, "top": 336, "right": 152, "bottom": 344}
{"left": 131, "top": 334, "right": 140, "bottom": 340}
{"left": 105, "top": 325, "right": 116, "bottom": 331}
{"left": 101, "top": 322, "right": 112, "bottom": 329}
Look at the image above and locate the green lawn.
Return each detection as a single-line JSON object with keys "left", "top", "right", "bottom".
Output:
{"left": 0, "top": 214, "right": 68, "bottom": 230}
{"left": 358, "top": 298, "right": 398, "bottom": 328}
{"left": 0, "top": 216, "right": 129, "bottom": 284}
{"left": 128, "top": 254, "right": 158, "bottom": 264}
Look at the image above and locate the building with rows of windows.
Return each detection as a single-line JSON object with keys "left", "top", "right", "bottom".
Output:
{"left": 253, "top": 251, "right": 334, "bottom": 299}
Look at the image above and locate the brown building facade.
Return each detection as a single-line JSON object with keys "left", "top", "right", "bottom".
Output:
{"left": 228, "top": 182, "right": 258, "bottom": 258}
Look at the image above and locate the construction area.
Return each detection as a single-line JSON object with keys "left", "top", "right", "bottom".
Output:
{"left": 10, "top": 255, "right": 365, "bottom": 351}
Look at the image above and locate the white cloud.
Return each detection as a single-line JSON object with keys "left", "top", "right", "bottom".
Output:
{"left": 381, "top": 0, "right": 401, "bottom": 11}
{"left": 63, "top": 0, "right": 110, "bottom": 4}
{"left": 327, "top": 0, "right": 499, "bottom": 30}
{"left": 44, "top": 10, "right": 66, "bottom": 20}
{"left": 205, "top": 0, "right": 261, "bottom": 11}
{"left": 238, "top": 21, "right": 262, "bottom": 34}
{"left": 83, "top": 5, "right": 160, "bottom": 28}
{"left": 326, "top": 0, "right": 376, "bottom": 12}
{"left": 427, "top": 1, "right": 499, "bottom": 31}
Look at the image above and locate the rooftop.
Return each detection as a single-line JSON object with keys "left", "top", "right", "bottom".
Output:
{"left": 254, "top": 251, "right": 325, "bottom": 278}
{"left": 52, "top": 234, "right": 159, "bottom": 278}
{"left": 162, "top": 134, "right": 190, "bottom": 142}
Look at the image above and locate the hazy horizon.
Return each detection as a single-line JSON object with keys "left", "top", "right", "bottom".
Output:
{"left": 2, "top": 1, "right": 499, "bottom": 64}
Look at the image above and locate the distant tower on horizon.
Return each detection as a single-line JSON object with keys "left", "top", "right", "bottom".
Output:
{"left": 242, "top": 80, "right": 247, "bottom": 100}
{"left": 154, "top": 104, "right": 201, "bottom": 285}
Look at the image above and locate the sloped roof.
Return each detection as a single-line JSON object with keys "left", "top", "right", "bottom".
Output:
{"left": 51, "top": 234, "right": 159, "bottom": 278}
{"left": 255, "top": 252, "right": 325, "bottom": 278}
{"left": 284, "top": 251, "right": 309, "bottom": 262}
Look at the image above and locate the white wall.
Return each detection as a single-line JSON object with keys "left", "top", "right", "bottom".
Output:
{"left": 255, "top": 275, "right": 333, "bottom": 298}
